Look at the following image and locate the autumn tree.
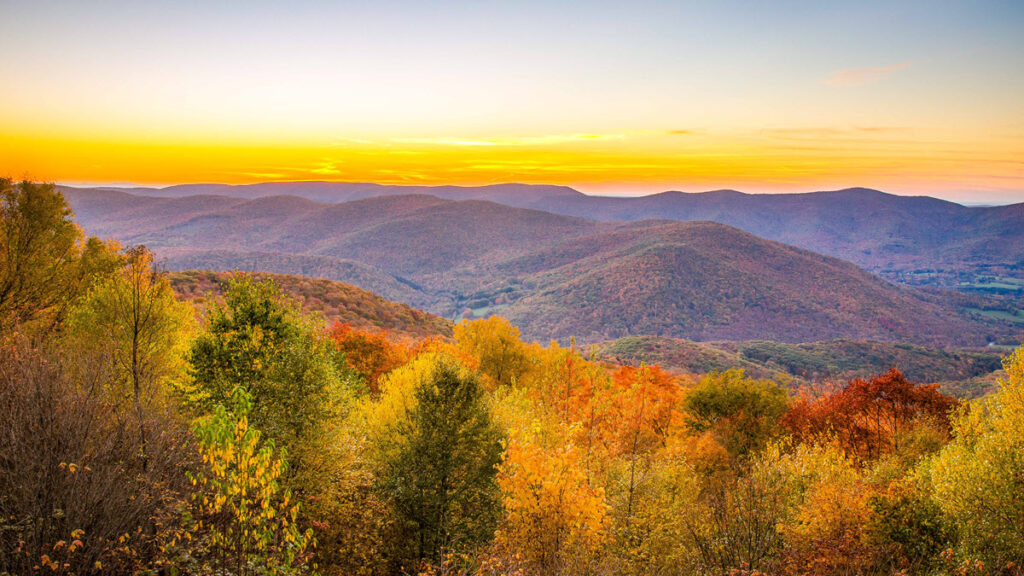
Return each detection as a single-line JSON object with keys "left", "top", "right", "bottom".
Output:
{"left": 684, "top": 369, "right": 789, "bottom": 462}
{"left": 175, "top": 387, "right": 316, "bottom": 576}
{"left": 364, "top": 355, "right": 504, "bottom": 567}
{"left": 454, "top": 317, "right": 532, "bottom": 388}
{"left": 0, "top": 179, "right": 120, "bottom": 336}
{"left": 0, "top": 337, "right": 194, "bottom": 574}
{"left": 609, "top": 364, "right": 682, "bottom": 523}
{"left": 328, "top": 322, "right": 412, "bottom": 395}
{"left": 922, "top": 345, "right": 1024, "bottom": 569}
{"left": 67, "top": 245, "right": 193, "bottom": 469}
{"left": 785, "top": 368, "right": 957, "bottom": 461}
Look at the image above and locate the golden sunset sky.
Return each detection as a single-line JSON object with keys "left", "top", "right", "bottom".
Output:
{"left": 2, "top": 1, "right": 1022, "bottom": 203}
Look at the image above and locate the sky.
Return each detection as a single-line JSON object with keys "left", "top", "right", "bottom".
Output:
{"left": 1, "top": 0, "right": 1022, "bottom": 203}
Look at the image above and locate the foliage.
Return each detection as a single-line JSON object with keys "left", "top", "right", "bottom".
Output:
{"left": 6, "top": 183, "right": 1024, "bottom": 576}
{"left": 171, "top": 270, "right": 453, "bottom": 339}
{"left": 489, "top": 386, "right": 609, "bottom": 575}
{"left": 176, "top": 387, "right": 316, "bottom": 575}
{"left": 328, "top": 322, "right": 414, "bottom": 395}
{"left": 362, "top": 355, "right": 504, "bottom": 567}
{"left": 684, "top": 369, "right": 789, "bottom": 461}
{"left": 0, "top": 338, "right": 194, "bottom": 575}
{"left": 454, "top": 317, "right": 532, "bottom": 388}
{"left": 922, "top": 346, "right": 1024, "bottom": 569}
{"left": 67, "top": 245, "right": 195, "bottom": 468}
{"left": 186, "top": 275, "right": 356, "bottom": 472}
{"left": 785, "top": 368, "right": 958, "bottom": 461}
{"left": 0, "top": 179, "right": 120, "bottom": 335}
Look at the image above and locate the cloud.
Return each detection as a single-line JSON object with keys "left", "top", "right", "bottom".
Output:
{"left": 825, "top": 62, "right": 912, "bottom": 87}
{"left": 393, "top": 133, "right": 624, "bottom": 147}
{"left": 760, "top": 126, "right": 906, "bottom": 140}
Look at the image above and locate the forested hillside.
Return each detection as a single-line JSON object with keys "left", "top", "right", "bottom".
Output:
{"left": 597, "top": 336, "right": 1008, "bottom": 398}
{"left": 62, "top": 188, "right": 1021, "bottom": 346}
{"left": 170, "top": 270, "right": 453, "bottom": 339}
{"left": 4, "top": 180, "right": 1024, "bottom": 575}
{"left": 66, "top": 183, "right": 1024, "bottom": 290}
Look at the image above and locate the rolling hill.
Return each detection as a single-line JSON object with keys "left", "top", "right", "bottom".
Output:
{"left": 62, "top": 188, "right": 1021, "bottom": 347}
{"left": 64, "top": 182, "right": 1024, "bottom": 290}
{"left": 169, "top": 270, "right": 453, "bottom": 339}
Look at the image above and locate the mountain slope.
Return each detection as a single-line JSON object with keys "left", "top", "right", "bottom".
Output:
{"left": 170, "top": 270, "right": 453, "bottom": 339}
{"left": 64, "top": 183, "right": 1024, "bottom": 289}
{"left": 493, "top": 221, "right": 1003, "bottom": 345}
{"left": 63, "top": 189, "right": 1020, "bottom": 346}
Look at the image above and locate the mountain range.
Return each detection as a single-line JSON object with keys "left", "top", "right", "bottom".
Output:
{"left": 67, "top": 182, "right": 1024, "bottom": 289}
{"left": 61, "top": 184, "right": 1022, "bottom": 347}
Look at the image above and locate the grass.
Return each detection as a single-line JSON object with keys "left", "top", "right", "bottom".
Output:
{"left": 966, "top": 307, "right": 1024, "bottom": 324}
{"left": 959, "top": 276, "right": 1024, "bottom": 292}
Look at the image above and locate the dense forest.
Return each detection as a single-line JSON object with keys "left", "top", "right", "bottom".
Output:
{"left": 2, "top": 179, "right": 1023, "bottom": 575}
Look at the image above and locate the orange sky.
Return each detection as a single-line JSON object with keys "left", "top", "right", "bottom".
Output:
{"left": 2, "top": 1, "right": 1022, "bottom": 203}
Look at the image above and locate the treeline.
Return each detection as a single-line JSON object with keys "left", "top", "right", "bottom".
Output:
{"left": 2, "top": 179, "right": 1023, "bottom": 576}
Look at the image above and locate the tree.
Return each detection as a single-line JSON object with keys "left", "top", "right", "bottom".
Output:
{"left": 490, "top": 386, "right": 609, "bottom": 576}
{"left": 186, "top": 275, "right": 355, "bottom": 472}
{"left": 454, "top": 317, "right": 532, "bottom": 388}
{"left": 0, "top": 179, "right": 119, "bottom": 335}
{"left": 609, "top": 364, "right": 682, "bottom": 522}
{"left": 684, "top": 369, "right": 789, "bottom": 461}
{"left": 785, "top": 368, "right": 957, "bottom": 461}
{"left": 922, "top": 345, "right": 1024, "bottom": 569}
{"left": 67, "top": 245, "right": 193, "bottom": 469}
{"left": 328, "top": 322, "right": 412, "bottom": 395}
{"left": 177, "top": 387, "right": 315, "bottom": 576}
{"left": 365, "top": 356, "right": 504, "bottom": 566}
{"left": 0, "top": 336, "right": 194, "bottom": 575}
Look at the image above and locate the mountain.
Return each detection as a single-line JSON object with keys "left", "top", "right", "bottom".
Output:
{"left": 63, "top": 183, "right": 1024, "bottom": 290}
{"left": 488, "top": 221, "right": 1008, "bottom": 345}
{"left": 527, "top": 187, "right": 1024, "bottom": 288}
{"left": 595, "top": 335, "right": 1009, "bottom": 398}
{"left": 169, "top": 270, "right": 453, "bottom": 339}
{"left": 71, "top": 182, "right": 584, "bottom": 209}
{"left": 62, "top": 188, "right": 1021, "bottom": 346}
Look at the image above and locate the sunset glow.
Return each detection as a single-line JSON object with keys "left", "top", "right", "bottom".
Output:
{"left": 2, "top": 0, "right": 1022, "bottom": 203}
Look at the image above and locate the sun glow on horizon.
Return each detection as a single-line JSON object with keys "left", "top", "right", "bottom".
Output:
{"left": 2, "top": 1, "right": 1022, "bottom": 204}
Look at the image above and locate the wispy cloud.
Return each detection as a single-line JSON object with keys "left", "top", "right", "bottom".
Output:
{"left": 392, "top": 133, "right": 624, "bottom": 147}
{"left": 760, "top": 126, "right": 907, "bottom": 140}
{"left": 825, "top": 62, "right": 912, "bottom": 87}
{"left": 310, "top": 161, "right": 341, "bottom": 175}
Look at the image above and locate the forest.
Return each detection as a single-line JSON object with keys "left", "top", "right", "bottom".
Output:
{"left": 2, "top": 178, "right": 1023, "bottom": 576}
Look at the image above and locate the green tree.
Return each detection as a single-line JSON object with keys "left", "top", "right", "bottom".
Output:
{"left": 369, "top": 356, "right": 504, "bottom": 566}
{"left": 684, "top": 369, "right": 789, "bottom": 460}
{"left": 186, "top": 275, "right": 355, "bottom": 466}
{"left": 0, "top": 179, "right": 119, "bottom": 335}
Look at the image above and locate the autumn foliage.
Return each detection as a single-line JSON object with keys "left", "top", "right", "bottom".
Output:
{"left": 3, "top": 182, "right": 1023, "bottom": 576}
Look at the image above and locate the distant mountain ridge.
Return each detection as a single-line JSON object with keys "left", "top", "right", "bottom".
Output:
{"left": 61, "top": 187, "right": 1021, "bottom": 347}
{"left": 64, "top": 181, "right": 1023, "bottom": 289}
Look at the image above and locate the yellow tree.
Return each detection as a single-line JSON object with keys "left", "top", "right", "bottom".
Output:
{"left": 489, "top": 386, "right": 609, "bottom": 576}
{"left": 68, "top": 245, "right": 193, "bottom": 468}
{"left": 454, "top": 317, "right": 532, "bottom": 388}
{"left": 0, "top": 179, "right": 120, "bottom": 336}
{"left": 180, "top": 387, "right": 315, "bottom": 576}
{"left": 923, "top": 345, "right": 1024, "bottom": 570}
